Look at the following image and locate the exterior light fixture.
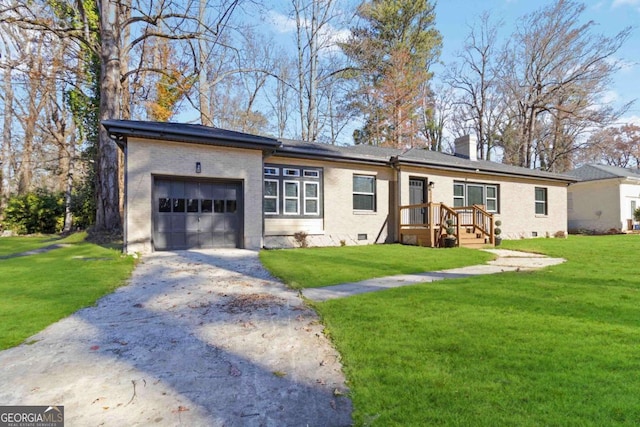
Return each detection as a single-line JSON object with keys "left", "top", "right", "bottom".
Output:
{"left": 428, "top": 181, "right": 435, "bottom": 190}
{"left": 196, "top": 162, "right": 202, "bottom": 173}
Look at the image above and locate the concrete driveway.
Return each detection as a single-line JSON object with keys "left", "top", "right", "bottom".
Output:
{"left": 0, "top": 249, "right": 352, "bottom": 426}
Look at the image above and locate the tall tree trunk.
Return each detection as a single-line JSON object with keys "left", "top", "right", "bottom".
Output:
{"left": 95, "top": 0, "right": 122, "bottom": 232}
{"left": 198, "top": 0, "right": 213, "bottom": 126}
{"left": 1, "top": 62, "right": 14, "bottom": 208}
{"left": 307, "top": 0, "right": 318, "bottom": 142}
{"left": 18, "top": 96, "right": 37, "bottom": 195}
{"left": 63, "top": 131, "right": 76, "bottom": 232}
{"left": 294, "top": 0, "right": 307, "bottom": 141}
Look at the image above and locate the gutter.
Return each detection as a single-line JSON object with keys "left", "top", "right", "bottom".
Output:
{"left": 394, "top": 157, "right": 576, "bottom": 184}
{"left": 102, "top": 120, "right": 281, "bottom": 151}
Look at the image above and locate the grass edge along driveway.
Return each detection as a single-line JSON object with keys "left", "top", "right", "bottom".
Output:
{"left": 0, "top": 233, "right": 136, "bottom": 350}
{"left": 262, "top": 236, "right": 640, "bottom": 426}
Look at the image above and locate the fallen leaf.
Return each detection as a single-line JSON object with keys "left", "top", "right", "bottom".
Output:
{"left": 229, "top": 365, "right": 242, "bottom": 377}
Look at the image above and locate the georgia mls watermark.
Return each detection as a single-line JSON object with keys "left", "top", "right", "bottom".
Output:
{"left": 0, "top": 406, "right": 64, "bottom": 427}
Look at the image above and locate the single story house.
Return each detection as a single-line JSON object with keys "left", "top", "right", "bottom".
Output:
{"left": 102, "top": 120, "right": 574, "bottom": 253}
{"left": 566, "top": 164, "right": 640, "bottom": 233}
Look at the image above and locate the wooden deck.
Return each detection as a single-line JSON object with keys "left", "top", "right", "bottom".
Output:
{"left": 399, "top": 202, "right": 495, "bottom": 248}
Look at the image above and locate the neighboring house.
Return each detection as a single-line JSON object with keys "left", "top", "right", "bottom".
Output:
{"left": 103, "top": 120, "right": 574, "bottom": 253}
{"left": 566, "top": 164, "right": 640, "bottom": 233}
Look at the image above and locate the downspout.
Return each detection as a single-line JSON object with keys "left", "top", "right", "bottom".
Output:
{"left": 108, "top": 132, "right": 128, "bottom": 253}
{"left": 261, "top": 147, "right": 279, "bottom": 249}
{"left": 390, "top": 156, "right": 401, "bottom": 243}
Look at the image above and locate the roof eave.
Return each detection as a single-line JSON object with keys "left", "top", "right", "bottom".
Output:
{"left": 272, "top": 147, "right": 391, "bottom": 166}
{"left": 395, "top": 158, "right": 576, "bottom": 184}
{"left": 102, "top": 120, "right": 281, "bottom": 151}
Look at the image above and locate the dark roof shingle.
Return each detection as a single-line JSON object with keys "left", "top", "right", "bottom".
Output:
{"left": 566, "top": 164, "right": 640, "bottom": 182}
{"left": 103, "top": 120, "right": 574, "bottom": 183}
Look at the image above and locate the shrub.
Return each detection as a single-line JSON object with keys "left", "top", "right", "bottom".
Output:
{"left": 3, "top": 189, "right": 65, "bottom": 234}
{"left": 293, "top": 231, "right": 309, "bottom": 248}
{"left": 71, "top": 178, "right": 96, "bottom": 229}
{"left": 494, "top": 220, "right": 502, "bottom": 237}
{"left": 634, "top": 208, "right": 640, "bottom": 222}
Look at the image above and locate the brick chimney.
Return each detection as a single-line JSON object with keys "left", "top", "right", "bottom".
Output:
{"left": 454, "top": 135, "right": 478, "bottom": 161}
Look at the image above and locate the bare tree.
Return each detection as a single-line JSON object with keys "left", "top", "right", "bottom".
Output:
{"left": 578, "top": 124, "right": 640, "bottom": 168}
{"left": 500, "top": 0, "right": 631, "bottom": 169}
{"left": 291, "top": 0, "right": 340, "bottom": 142}
{"left": 422, "top": 84, "right": 454, "bottom": 152}
{"left": 266, "top": 50, "right": 296, "bottom": 138}
{"left": 0, "top": 24, "right": 19, "bottom": 208}
{"left": 1, "top": 0, "right": 246, "bottom": 231}
{"left": 447, "top": 12, "right": 504, "bottom": 160}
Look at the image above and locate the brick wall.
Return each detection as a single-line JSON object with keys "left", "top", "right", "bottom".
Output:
{"left": 124, "top": 137, "right": 264, "bottom": 253}
{"left": 398, "top": 167, "right": 568, "bottom": 239}
{"left": 263, "top": 156, "right": 394, "bottom": 247}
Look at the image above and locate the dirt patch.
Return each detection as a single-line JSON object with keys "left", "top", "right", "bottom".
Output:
{"left": 218, "top": 293, "right": 286, "bottom": 314}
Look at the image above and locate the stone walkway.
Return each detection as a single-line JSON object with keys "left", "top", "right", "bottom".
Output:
{"left": 302, "top": 249, "right": 566, "bottom": 302}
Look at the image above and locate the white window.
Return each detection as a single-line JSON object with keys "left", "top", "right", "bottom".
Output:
{"left": 304, "top": 182, "right": 319, "bottom": 215}
{"left": 283, "top": 168, "right": 300, "bottom": 177}
{"left": 453, "top": 182, "right": 499, "bottom": 212}
{"left": 453, "top": 183, "right": 465, "bottom": 207}
{"left": 353, "top": 175, "right": 376, "bottom": 211}
{"left": 264, "top": 164, "right": 321, "bottom": 218}
{"left": 486, "top": 185, "right": 498, "bottom": 212}
{"left": 284, "top": 181, "right": 300, "bottom": 215}
{"left": 467, "top": 184, "right": 484, "bottom": 206}
{"left": 535, "top": 187, "right": 548, "bottom": 215}
{"left": 264, "top": 180, "right": 279, "bottom": 215}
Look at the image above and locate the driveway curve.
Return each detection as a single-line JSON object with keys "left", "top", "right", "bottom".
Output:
{"left": 0, "top": 249, "right": 352, "bottom": 426}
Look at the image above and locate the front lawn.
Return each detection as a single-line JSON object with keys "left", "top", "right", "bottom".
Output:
{"left": 0, "top": 235, "right": 62, "bottom": 256}
{"left": 0, "top": 233, "right": 136, "bottom": 350}
{"left": 263, "top": 236, "right": 640, "bottom": 426}
{"left": 259, "top": 244, "right": 495, "bottom": 288}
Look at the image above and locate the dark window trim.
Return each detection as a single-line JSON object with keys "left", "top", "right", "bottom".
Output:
{"left": 353, "top": 174, "right": 377, "bottom": 212}
{"left": 263, "top": 163, "right": 323, "bottom": 219}
{"left": 453, "top": 181, "right": 500, "bottom": 213}
{"left": 535, "top": 187, "right": 548, "bottom": 216}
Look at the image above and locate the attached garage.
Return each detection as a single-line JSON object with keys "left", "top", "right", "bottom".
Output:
{"left": 103, "top": 119, "right": 280, "bottom": 254}
{"left": 153, "top": 178, "right": 242, "bottom": 250}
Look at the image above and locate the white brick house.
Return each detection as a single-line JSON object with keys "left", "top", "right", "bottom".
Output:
{"left": 567, "top": 164, "right": 640, "bottom": 233}
{"left": 103, "top": 120, "right": 574, "bottom": 253}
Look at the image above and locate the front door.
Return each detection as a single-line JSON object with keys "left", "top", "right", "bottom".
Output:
{"left": 409, "top": 178, "right": 426, "bottom": 224}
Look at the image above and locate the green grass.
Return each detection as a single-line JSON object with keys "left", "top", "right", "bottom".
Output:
{"left": 263, "top": 236, "right": 640, "bottom": 426}
{"left": 0, "top": 233, "right": 136, "bottom": 350}
{"left": 0, "top": 235, "right": 63, "bottom": 256}
{"left": 259, "top": 244, "right": 495, "bottom": 288}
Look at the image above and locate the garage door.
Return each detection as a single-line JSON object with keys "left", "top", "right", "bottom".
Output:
{"left": 153, "top": 178, "right": 242, "bottom": 250}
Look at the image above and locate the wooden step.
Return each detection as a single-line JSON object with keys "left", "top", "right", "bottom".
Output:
{"left": 458, "top": 233, "right": 491, "bottom": 248}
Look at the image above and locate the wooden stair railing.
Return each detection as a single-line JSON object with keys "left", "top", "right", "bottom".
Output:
{"left": 399, "top": 202, "right": 495, "bottom": 248}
